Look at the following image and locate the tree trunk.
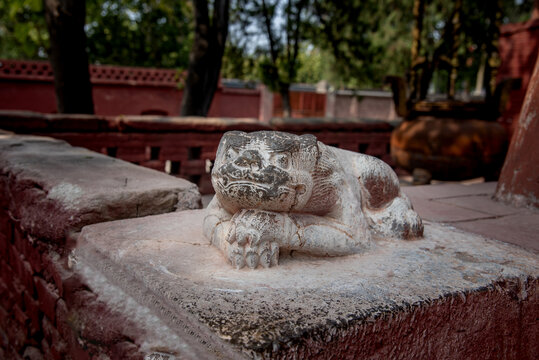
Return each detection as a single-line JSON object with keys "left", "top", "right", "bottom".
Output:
{"left": 181, "top": 0, "right": 229, "bottom": 116}
{"left": 409, "top": 0, "right": 425, "bottom": 101}
{"left": 43, "top": 0, "right": 94, "bottom": 114}
{"left": 483, "top": 0, "right": 502, "bottom": 103}
{"left": 447, "top": 0, "right": 462, "bottom": 99}
{"left": 473, "top": 53, "right": 486, "bottom": 96}
{"left": 280, "top": 85, "right": 291, "bottom": 118}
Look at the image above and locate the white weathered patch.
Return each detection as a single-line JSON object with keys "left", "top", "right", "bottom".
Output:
{"left": 47, "top": 182, "right": 84, "bottom": 210}
{"left": 212, "top": 288, "right": 244, "bottom": 293}
{"left": 522, "top": 110, "right": 535, "bottom": 130}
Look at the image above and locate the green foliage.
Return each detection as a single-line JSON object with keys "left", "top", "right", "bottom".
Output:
{"left": 0, "top": 0, "right": 193, "bottom": 69}
{"left": 503, "top": 0, "right": 534, "bottom": 23}
{"left": 296, "top": 45, "right": 324, "bottom": 83}
{"left": 416, "top": 0, "right": 534, "bottom": 95}
{"left": 311, "top": 0, "right": 416, "bottom": 89}
{"left": 0, "top": 0, "right": 535, "bottom": 89}
{"left": 226, "top": 0, "right": 534, "bottom": 91}
{"left": 226, "top": 0, "right": 311, "bottom": 94}
{"left": 86, "top": 0, "right": 193, "bottom": 69}
{"left": 221, "top": 42, "right": 259, "bottom": 80}
{"left": 312, "top": 0, "right": 533, "bottom": 91}
{"left": 0, "top": 0, "right": 48, "bottom": 59}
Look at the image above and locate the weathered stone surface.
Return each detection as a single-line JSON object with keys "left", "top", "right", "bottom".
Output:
{"left": 496, "top": 54, "right": 539, "bottom": 209}
{"left": 435, "top": 194, "right": 526, "bottom": 217}
{"left": 406, "top": 197, "right": 492, "bottom": 222}
{"left": 0, "top": 134, "right": 201, "bottom": 242}
{"left": 76, "top": 210, "right": 539, "bottom": 359}
{"left": 205, "top": 131, "right": 422, "bottom": 269}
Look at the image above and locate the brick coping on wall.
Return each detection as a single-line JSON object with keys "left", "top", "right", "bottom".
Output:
{"left": 0, "top": 59, "right": 180, "bottom": 88}
{"left": 0, "top": 110, "right": 394, "bottom": 133}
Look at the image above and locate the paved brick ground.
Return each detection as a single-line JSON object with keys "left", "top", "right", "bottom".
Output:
{"left": 402, "top": 182, "right": 539, "bottom": 253}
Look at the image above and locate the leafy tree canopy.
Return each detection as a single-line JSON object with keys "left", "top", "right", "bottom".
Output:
{"left": 0, "top": 0, "right": 193, "bottom": 70}
{"left": 0, "top": 0, "right": 48, "bottom": 60}
{"left": 86, "top": 0, "right": 193, "bottom": 69}
{"left": 0, "top": 0, "right": 535, "bottom": 89}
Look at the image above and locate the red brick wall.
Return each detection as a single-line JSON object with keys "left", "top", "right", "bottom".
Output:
{"left": 0, "top": 212, "right": 142, "bottom": 359}
{"left": 208, "top": 88, "right": 261, "bottom": 119}
{"left": 273, "top": 91, "right": 326, "bottom": 118}
{"left": 0, "top": 60, "right": 261, "bottom": 118}
{"left": 0, "top": 60, "right": 399, "bottom": 121}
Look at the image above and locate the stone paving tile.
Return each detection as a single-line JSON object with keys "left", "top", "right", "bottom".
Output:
{"left": 434, "top": 195, "right": 525, "bottom": 217}
{"left": 410, "top": 198, "right": 494, "bottom": 223}
{"left": 454, "top": 213, "right": 539, "bottom": 253}
{"left": 403, "top": 182, "right": 497, "bottom": 201}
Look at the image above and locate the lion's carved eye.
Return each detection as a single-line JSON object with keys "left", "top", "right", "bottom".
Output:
{"left": 273, "top": 154, "right": 290, "bottom": 170}
{"left": 225, "top": 148, "right": 238, "bottom": 161}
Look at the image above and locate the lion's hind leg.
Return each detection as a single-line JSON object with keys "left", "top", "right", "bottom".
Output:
{"left": 366, "top": 194, "right": 423, "bottom": 239}
{"left": 353, "top": 154, "right": 423, "bottom": 240}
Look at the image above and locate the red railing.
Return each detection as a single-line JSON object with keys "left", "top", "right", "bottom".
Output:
{"left": 0, "top": 110, "right": 394, "bottom": 194}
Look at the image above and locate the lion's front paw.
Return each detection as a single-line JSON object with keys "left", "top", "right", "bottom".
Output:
{"left": 225, "top": 209, "right": 284, "bottom": 269}
{"left": 227, "top": 241, "right": 279, "bottom": 269}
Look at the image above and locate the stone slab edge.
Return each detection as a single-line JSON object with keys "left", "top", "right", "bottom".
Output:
{"left": 74, "top": 238, "right": 245, "bottom": 360}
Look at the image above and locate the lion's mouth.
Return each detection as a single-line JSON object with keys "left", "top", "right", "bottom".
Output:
{"left": 222, "top": 180, "right": 271, "bottom": 191}
{"left": 215, "top": 178, "right": 294, "bottom": 197}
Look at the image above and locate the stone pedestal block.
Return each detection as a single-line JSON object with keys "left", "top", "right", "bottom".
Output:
{"left": 76, "top": 210, "right": 539, "bottom": 359}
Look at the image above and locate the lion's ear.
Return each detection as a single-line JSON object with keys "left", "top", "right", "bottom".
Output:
{"left": 223, "top": 130, "right": 246, "bottom": 138}
{"left": 221, "top": 131, "right": 247, "bottom": 145}
{"left": 216, "top": 131, "right": 248, "bottom": 161}
{"left": 299, "top": 134, "right": 317, "bottom": 145}
{"left": 298, "top": 134, "right": 319, "bottom": 160}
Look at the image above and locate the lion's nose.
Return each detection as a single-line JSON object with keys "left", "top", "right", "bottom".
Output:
{"left": 234, "top": 150, "right": 262, "bottom": 169}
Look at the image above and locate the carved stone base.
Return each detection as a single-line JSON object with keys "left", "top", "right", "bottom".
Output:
{"left": 76, "top": 210, "right": 539, "bottom": 359}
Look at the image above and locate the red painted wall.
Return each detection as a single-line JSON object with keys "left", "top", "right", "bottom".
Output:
{"left": 0, "top": 59, "right": 398, "bottom": 121}
{"left": 0, "top": 60, "right": 261, "bottom": 118}
{"left": 208, "top": 88, "right": 261, "bottom": 118}
{"left": 273, "top": 91, "right": 326, "bottom": 118}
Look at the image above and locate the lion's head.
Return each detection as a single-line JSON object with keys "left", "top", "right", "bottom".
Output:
{"left": 212, "top": 131, "right": 321, "bottom": 214}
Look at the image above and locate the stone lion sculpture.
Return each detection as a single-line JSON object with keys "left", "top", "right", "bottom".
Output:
{"left": 203, "top": 131, "right": 423, "bottom": 269}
